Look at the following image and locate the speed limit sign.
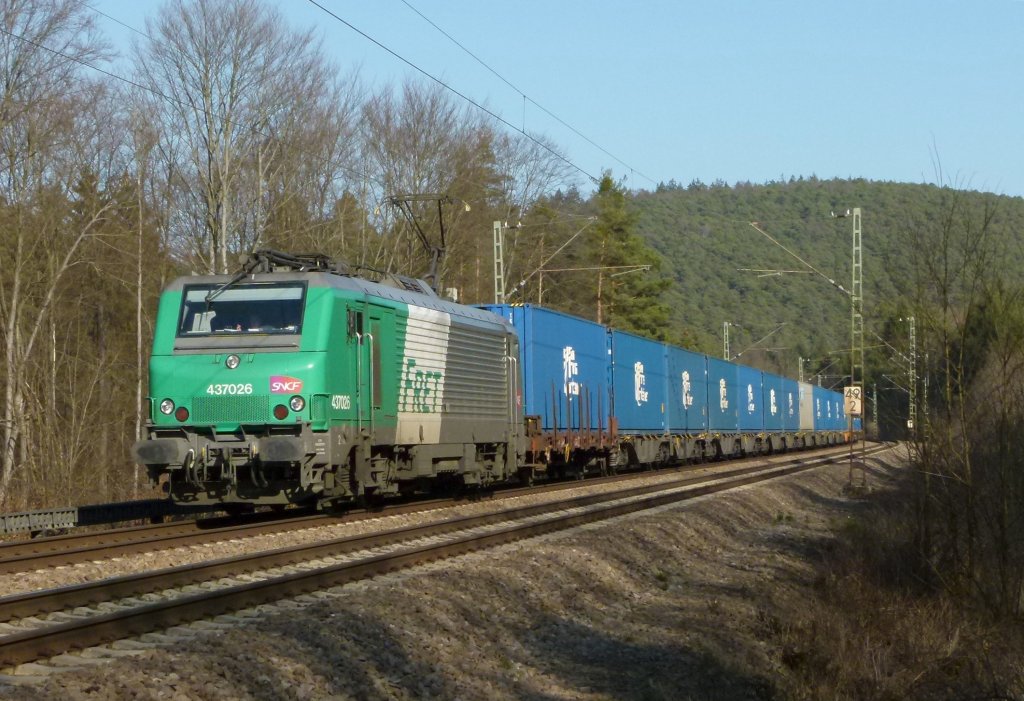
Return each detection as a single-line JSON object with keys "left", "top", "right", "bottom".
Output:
{"left": 844, "top": 386, "right": 863, "bottom": 416}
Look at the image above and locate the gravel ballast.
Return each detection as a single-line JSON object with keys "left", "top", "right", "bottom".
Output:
{"left": 1, "top": 448, "right": 902, "bottom": 700}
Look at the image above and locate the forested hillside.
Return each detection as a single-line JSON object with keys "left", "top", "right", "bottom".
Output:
{"left": 630, "top": 177, "right": 1024, "bottom": 386}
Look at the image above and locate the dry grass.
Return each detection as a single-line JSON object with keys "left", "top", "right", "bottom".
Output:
{"left": 765, "top": 466, "right": 1024, "bottom": 700}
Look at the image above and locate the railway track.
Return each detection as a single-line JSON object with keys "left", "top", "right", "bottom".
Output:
{"left": 0, "top": 442, "right": 860, "bottom": 573}
{"left": 0, "top": 442, "right": 888, "bottom": 673}
{"left": 0, "top": 445, "right": 856, "bottom": 573}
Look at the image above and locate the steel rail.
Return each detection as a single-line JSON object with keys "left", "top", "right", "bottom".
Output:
{"left": 0, "top": 445, "right": 853, "bottom": 574}
{"left": 0, "top": 509, "right": 316, "bottom": 561}
{"left": 0, "top": 450, "right": 836, "bottom": 622}
{"left": 0, "top": 443, "right": 890, "bottom": 669}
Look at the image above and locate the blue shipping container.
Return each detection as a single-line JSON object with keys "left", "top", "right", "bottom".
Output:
{"left": 762, "top": 372, "right": 786, "bottom": 432}
{"left": 811, "top": 385, "right": 828, "bottom": 431}
{"left": 666, "top": 346, "right": 709, "bottom": 433}
{"left": 812, "top": 386, "right": 846, "bottom": 432}
{"left": 609, "top": 330, "right": 667, "bottom": 433}
{"left": 737, "top": 365, "right": 764, "bottom": 431}
{"left": 706, "top": 357, "right": 739, "bottom": 432}
{"left": 781, "top": 377, "right": 800, "bottom": 431}
{"left": 480, "top": 304, "right": 608, "bottom": 433}
{"left": 834, "top": 390, "right": 847, "bottom": 431}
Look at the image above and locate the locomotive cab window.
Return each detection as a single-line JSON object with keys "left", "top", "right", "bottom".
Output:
{"left": 177, "top": 283, "right": 306, "bottom": 337}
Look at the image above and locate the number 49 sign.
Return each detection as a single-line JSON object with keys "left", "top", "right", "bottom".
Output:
{"left": 844, "top": 385, "right": 863, "bottom": 416}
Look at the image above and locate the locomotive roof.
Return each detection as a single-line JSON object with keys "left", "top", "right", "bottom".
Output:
{"left": 166, "top": 270, "right": 512, "bottom": 330}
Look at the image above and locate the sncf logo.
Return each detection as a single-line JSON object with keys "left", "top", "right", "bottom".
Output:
{"left": 270, "top": 375, "right": 303, "bottom": 394}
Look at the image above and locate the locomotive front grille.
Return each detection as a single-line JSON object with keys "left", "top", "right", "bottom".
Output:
{"left": 192, "top": 395, "right": 270, "bottom": 424}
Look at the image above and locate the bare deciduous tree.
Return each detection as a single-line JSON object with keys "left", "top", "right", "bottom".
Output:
{"left": 254, "top": 69, "right": 365, "bottom": 261}
{"left": 133, "top": 0, "right": 348, "bottom": 273}
{"left": 360, "top": 81, "right": 494, "bottom": 281}
{"left": 492, "top": 131, "right": 576, "bottom": 300}
{"left": 907, "top": 181, "right": 1022, "bottom": 610}
{"left": 0, "top": 0, "right": 115, "bottom": 508}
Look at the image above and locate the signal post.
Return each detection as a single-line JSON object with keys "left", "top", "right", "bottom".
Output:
{"left": 844, "top": 384, "right": 866, "bottom": 489}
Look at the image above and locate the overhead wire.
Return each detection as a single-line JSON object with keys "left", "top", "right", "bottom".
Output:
{"left": 84, "top": 1, "right": 637, "bottom": 208}
{"left": 395, "top": 0, "right": 658, "bottom": 186}
{"left": 85, "top": 3, "right": 148, "bottom": 40}
{"left": 304, "top": 0, "right": 602, "bottom": 185}
{"left": 68, "top": 6, "right": 618, "bottom": 287}
{"left": 77, "top": 4, "right": 619, "bottom": 278}
{"left": 87, "top": 2, "right": 602, "bottom": 216}
{"left": 748, "top": 221, "right": 851, "bottom": 296}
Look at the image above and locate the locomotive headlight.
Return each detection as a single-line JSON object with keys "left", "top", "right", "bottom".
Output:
{"left": 225, "top": 354, "right": 240, "bottom": 369}
{"left": 159, "top": 399, "right": 175, "bottom": 415}
{"left": 289, "top": 395, "right": 306, "bottom": 412}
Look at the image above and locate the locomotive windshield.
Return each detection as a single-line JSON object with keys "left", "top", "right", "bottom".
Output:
{"left": 177, "top": 282, "right": 306, "bottom": 336}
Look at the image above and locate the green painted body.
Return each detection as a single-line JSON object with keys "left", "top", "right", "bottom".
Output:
{"left": 147, "top": 284, "right": 396, "bottom": 433}
{"left": 134, "top": 270, "right": 521, "bottom": 507}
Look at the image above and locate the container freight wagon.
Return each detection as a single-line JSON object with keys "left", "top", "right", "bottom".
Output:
{"left": 836, "top": 392, "right": 847, "bottom": 433}
{"left": 608, "top": 329, "right": 671, "bottom": 466}
{"left": 762, "top": 372, "right": 786, "bottom": 434}
{"left": 699, "top": 357, "right": 759, "bottom": 458}
{"left": 798, "top": 381, "right": 816, "bottom": 435}
{"left": 665, "top": 345, "right": 712, "bottom": 461}
{"left": 781, "top": 377, "right": 800, "bottom": 433}
{"left": 737, "top": 364, "right": 778, "bottom": 455}
{"left": 793, "top": 381, "right": 843, "bottom": 447}
{"left": 794, "top": 382, "right": 843, "bottom": 442}
{"left": 479, "top": 303, "right": 851, "bottom": 474}
{"left": 666, "top": 346, "right": 708, "bottom": 433}
{"left": 812, "top": 385, "right": 833, "bottom": 433}
{"left": 706, "top": 357, "right": 739, "bottom": 434}
{"left": 479, "top": 304, "right": 612, "bottom": 478}
{"left": 762, "top": 373, "right": 800, "bottom": 452}
{"left": 811, "top": 384, "right": 845, "bottom": 444}
{"left": 737, "top": 365, "right": 764, "bottom": 433}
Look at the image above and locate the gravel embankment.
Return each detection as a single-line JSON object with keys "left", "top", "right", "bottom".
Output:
{"left": 1, "top": 447, "right": 902, "bottom": 700}
{"left": 0, "top": 465, "right": 754, "bottom": 596}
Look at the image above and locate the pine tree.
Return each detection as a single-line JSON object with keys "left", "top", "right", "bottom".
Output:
{"left": 589, "top": 174, "right": 674, "bottom": 341}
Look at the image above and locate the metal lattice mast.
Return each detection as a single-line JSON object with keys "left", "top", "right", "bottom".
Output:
{"left": 851, "top": 208, "right": 864, "bottom": 408}
{"left": 723, "top": 322, "right": 730, "bottom": 360}
{"left": 908, "top": 316, "right": 917, "bottom": 434}
{"left": 493, "top": 221, "right": 505, "bottom": 304}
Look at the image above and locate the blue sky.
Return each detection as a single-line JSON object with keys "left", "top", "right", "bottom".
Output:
{"left": 94, "top": 1, "right": 1024, "bottom": 197}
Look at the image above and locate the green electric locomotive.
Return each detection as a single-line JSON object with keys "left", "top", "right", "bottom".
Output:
{"left": 133, "top": 251, "right": 522, "bottom": 507}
